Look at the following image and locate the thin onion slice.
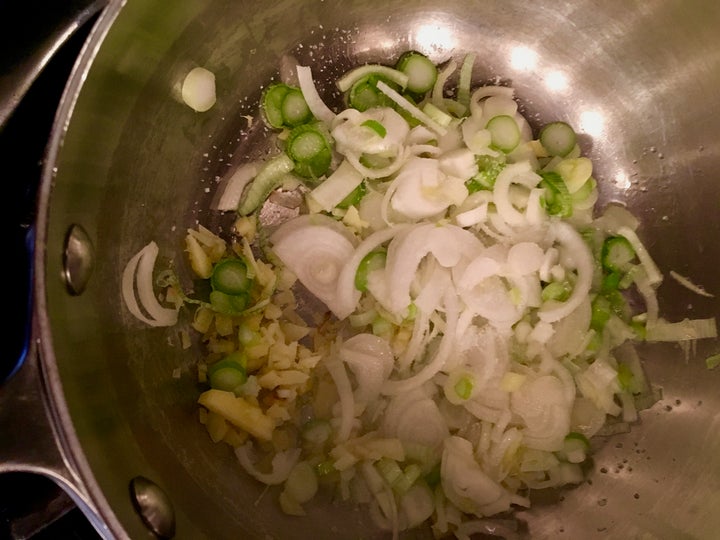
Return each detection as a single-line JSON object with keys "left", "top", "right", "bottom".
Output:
{"left": 296, "top": 65, "right": 336, "bottom": 124}
{"left": 122, "top": 241, "right": 179, "bottom": 327}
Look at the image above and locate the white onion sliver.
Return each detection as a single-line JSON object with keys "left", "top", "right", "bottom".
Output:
{"left": 296, "top": 65, "right": 336, "bottom": 124}
{"left": 215, "top": 162, "right": 260, "bottom": 211}
{"left": 375, "top": 80, "right": 447, "bottom": 135}
{"left": 235, "top": 444, "right": 301, "bottom": 485}
{"left": 382, "top": 290, "right": 458, "bottom": 395}
{"left": 335, "top": 224, "right": 412, "bottom": 320}
{"left": 617, "top": 226, "right": 663, "bottom": 286}
{"left": 121, "top": 244, "right": 159, "bottom": 326}
{"left": 122, "top": 241, "right": 178, "bottom": 327}
{"left": 325, "top": 358, "right": 356, "bottom": 443}
{"left": 538, "top": 221, "right": 594, "bottom": 323}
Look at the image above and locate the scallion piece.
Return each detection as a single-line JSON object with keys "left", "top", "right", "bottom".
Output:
{"left": 465, "top": 155, "right": 506, "bottom": 193}
{"left": 211, "top": 258, "right": 251, "bottom": 295}
{"left": 559, "top": 432, "right": 590, "bottom": 463}
{"left": 542, "top": 280, "right": 572, "bottom": 302}
{"left": 354, "top": 249, "right": 387, "bottom": 292}
{"left": 590, "top": 295, "right": 612, "bottom": 331}
{"left": 601, "top": 236, "right": 637, "bottom": 273}
{"left": 539, "top": 121, "right": 577, "bottom": 157}
{"left": 486, "top": 115, "right": 520, "bottom": 152}
{"left": 540, "top": 171, "right": 573, "bottom": 217}
{"left": 285, "top": 123, "right": 333, "bottom": 180}
{"left": 453, "top": 375, "right": 473, "bottom": 400}
{"left": 281, "top": 88, "right": 312, "bottom": 127}
{"left": 348, "top": 74, "right": 394, "bottom": 111}
{"left": 238, "top": 153, "right": 295, "bottom": 215}
{"left": 208, "top": 352, "right": 247, "bottom": 392}
{"left": 209, "top": 290, "right": 250, "bottom": 314}
{"left": 395, "top": 51, "right": 438, "bottom": 96}
{"left": 262, "top": 84, "right": 291, "bottom": 129}
{"left": 336, "top": 181, "right": 367, "bottom": 209}
{"left": 361, "top": 119, "right": 387, "bottom": 138}
{"left": 706, "top": 353, "right": 720, "bottom": 370}
{"left": 601, "top": 271, "right": 623, "bottom": 293}
{"left": 617, "top": 362, "right": 635, "bottom": 391}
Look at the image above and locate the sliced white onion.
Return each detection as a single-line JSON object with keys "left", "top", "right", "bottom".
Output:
{"left": 441, "top": 436, "right": 512, "bottom": 517}
{"left": 538, "top": 221, "right": 594, "bottom": 323}
{"left": 617, "top": 226, "right": 663, "bottom": 287}
{"left": 235, "top": 444, "right": 301, "bottom": 485}
{"left": 271, "top": 217, "right": 356, "bottom": 318}
{"left": 308, "top": 159, "right": 364, "bottom": 212}
{"left": 384, "top": 223, "right": 477, "bottom": 313}
{"left": 296, "top": 65, "right": 336, "bottom": 124}
{"left": 122, "top": 241, "right": 179, "bottom": 327}
{"left": 669, "top": 270, "right": 714, "bottom": 298}
{"left": 375, "top": 80, "right": 447, "bottom": 135}
{"left": 325, "top": 358, "right": 355, "bottom": 443}
{"left": 510, "top": 375, "right": 570, "bottom": 451}
{"left": 334, "top": 224, "right": 412, "bottom": 320}
{"left": 645, "top": 317, "right": 717, "bottom": 342}
{"left": 382, "top": 290, "right": 458, "bottom": 395}
{"left": 340, "top": 334, "right": 394, "bottom": 404}
{"left": 492, "top": 162, "right": 542, "bottom": 228}
{"left": 214, "top": 162, "right": 259, "bottom": 211}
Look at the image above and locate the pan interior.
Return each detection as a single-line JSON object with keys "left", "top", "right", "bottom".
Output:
{"left": 40, "top": 1, "right": 720, "bottom": 538}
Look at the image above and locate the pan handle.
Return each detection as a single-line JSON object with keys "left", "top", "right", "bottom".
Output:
{"left": 0, "top": 341, "right": 114, "bottom": 539}
{"left": 0, "top": 1, "right": 113, "bottom": 537}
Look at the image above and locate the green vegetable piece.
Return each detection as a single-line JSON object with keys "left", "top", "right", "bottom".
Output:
{"left": 361, "top": 119, "right": 387, "bottom": 138}
{"left": 238, "top": 153, "right": 295, "bottom": 216}
{"left": 564, "top": 432, "right": 590, "bottom": 447}
{"left": 393, "top": 463, "right": 423, "bottom": 494}
{"left": 617, "top": 362, "right": 635, "bottom": 391}
{"left": 542, "top": 281, "right": 572, "bottom": 302}
{"left": 539, "top": 121, "right": 577, "bottom": 157}
{"left": 208, "top": 353, "right": 247, "bottom": 392}
{"left": 280, "top": 88, "right": 312, "bottom": 127}
{"left": 465, "top": 155, "right": 506, "bottom": 193}
{"left": 601, "top": 271, "right": 623, "bottom": 293}
{"left": 355, "top": 249, "right": 387, "bottom": 291}
{"left": 209, "top": 290, "right": 250, "bottom": 314}
{"left": 486, "top": 115, "right": 520, "bottom": 153}
{"left": 395, "top": 51, "right": 437, "bottom": 95}
{"left": 630, "top": 320, "right": 647, "bottom": 340}
{"left": 262, "top": 84, "right": 291, "bottom": 129}
{"left": 601, "top": 236, "right": 637, "bottom": 273}
{"left": 424, "top": 464, "right": 441, "bottom": 488}
{"left": 211, "top": 258, "right": 251, "bottom": 295}
{"left": 454, "top": 376, "right": 473, "bottom": 400}
{"left": 706, "top": 353, "right": 720, "bottom": 370}
{"left": 605, "top": 289, "right": 630, "bottom": 321}
{"left": 590, "top": 295, "right": 612, "bottom": 332}
{"left": 315, "top": 460, "right": 336, "bottom": 477}
{"left": 286, "top": 123, "right": 333, "bottom": 180}
{"left": 348, "top": 74, "right": 395, "bottom": 111}
{"left": 336, "top": 181, "right": 367, "bottom": 209}
{"left": 540, "top": 171, "right": 573, "bottom": 218}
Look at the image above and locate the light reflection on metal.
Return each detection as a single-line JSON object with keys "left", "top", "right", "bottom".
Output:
{"left": 579, "top": 110, "right": 605, "bottom": 137}
{"left": 510, "top": 45, "right": 538, "bottom": 71}
{"left": 414, "top": 23, "right": 457, "bottom": 52}
{"left": 615, "top": 170, "right": 632, "bottom": 190}
{"left": 545, "top": 70, "right": 569, "bottom": 92}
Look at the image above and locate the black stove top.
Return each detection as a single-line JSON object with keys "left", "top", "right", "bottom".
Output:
{"left": 1, "top": 6, "right": 103, "bottom": 539}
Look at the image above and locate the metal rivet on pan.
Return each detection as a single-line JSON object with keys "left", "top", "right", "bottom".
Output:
{"left": 129, "top": 476, "right": 176, "bottom": 539}
{"left": 62, "top": 223, "right": 94, "bottom": 296}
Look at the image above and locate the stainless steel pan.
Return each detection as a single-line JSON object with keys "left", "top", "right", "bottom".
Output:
{"left": 1, "top": 0, "right": 719, "bottom": 538}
